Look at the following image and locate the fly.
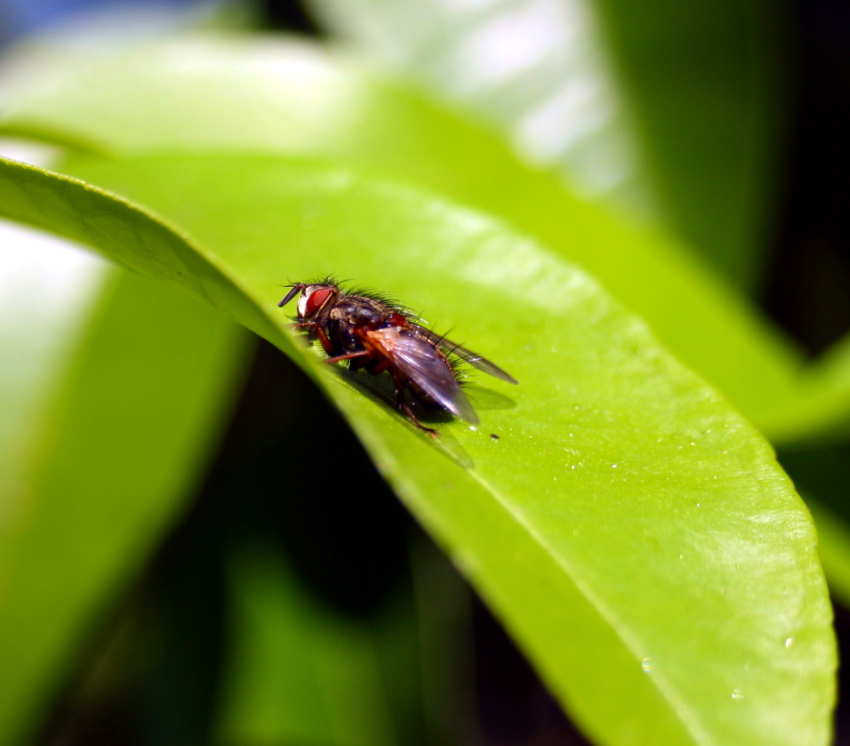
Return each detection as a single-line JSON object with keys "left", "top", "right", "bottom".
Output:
{"left": 278, "top": 279, "right": 517, "bottom": 436}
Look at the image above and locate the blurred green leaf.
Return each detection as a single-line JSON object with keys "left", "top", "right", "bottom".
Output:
{"left": 588, "top": 0, "right": 788, "bottom": 285}
{"left": 306, "top": 0, "right": 786, "bottom": 285}
{"left": 407, "top": 538, "right": 479, "bottom": 746}
{"left": 0, "top": 224, "right": 105, "bottom": 497}
{"left": 219, "top": 545, "right": 409, "bottom": 746}
{"left": 759, "top": 334, "right": 850, "bottom": 446}
{"left": 776, "top": 442, "right": 850, "bottom": 608}
{"left": 0, "top": 153, "right": 834, "bottom": 746}
{"left": 0, "top": 254, "right": 250, "bottom": 745}
{"left": 308, "top": 0, "right": 650, "bottom": 210}
{"left": 808, "top": 500, "right": 850, "bottom": 610}
{"left": 0, "top": 35, "right": 803, "bottom": 423}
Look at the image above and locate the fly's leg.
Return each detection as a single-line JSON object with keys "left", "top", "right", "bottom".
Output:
{"left": 324, "top": 350, "right": 371, "bottom": 365}
{"left": 401, "top": 403, "right": 438, "bottom": 438}
{"left": 293, "top": 321, "right": 334, "bottom": 355}
{"left": 392, "top": 371, "right": 438, "bottom": 438}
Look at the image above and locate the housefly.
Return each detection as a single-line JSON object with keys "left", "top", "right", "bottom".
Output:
{"left": 278, "top": 279, "right": 517, "bottom": 436}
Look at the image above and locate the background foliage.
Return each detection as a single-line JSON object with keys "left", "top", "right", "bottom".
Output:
{"left": 0, "top": 0, "right": 849, "bottom": 744}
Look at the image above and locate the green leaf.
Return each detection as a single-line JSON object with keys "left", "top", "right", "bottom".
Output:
{"left": 0, "top": 36, "right": 802, "bottom": 422}
{"left": 218, "top": 546, "right": 402, "bottom": 746}
{"left": 808, "top": 500, "right": 850, "bottom": 611}
{"left": 305, "top": 0, "right": 785, "bottom": 285}
{"left": 777, "top": 442, "right": 850, "bottom": 607}
{"left": 758, "top": 334, "right": 850, "bottom": 446}
{"left": 308, "top": 0, "right": 651, "bottom": 211}
{"left": 0, "top": 153, "right": 835, "bottom": 746}
{"left": 0, "top": 223, "right": 105, "bottom": 493}
{"left": 587, "top": 0, "right": 787, "bottom": 285}
{"left": 0, "top": 246, "right": 250, "bottom": 745}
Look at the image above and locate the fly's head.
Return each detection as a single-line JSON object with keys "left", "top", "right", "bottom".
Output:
{"left": 278, "top": 282, "right": 339, "bottom": 321}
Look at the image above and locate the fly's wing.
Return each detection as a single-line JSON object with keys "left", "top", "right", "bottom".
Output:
{"left": 411, "top": 326, "right": 518, "bottom": 384}
{"left": 365, "top": 327, "right": 480, "bottom": 424}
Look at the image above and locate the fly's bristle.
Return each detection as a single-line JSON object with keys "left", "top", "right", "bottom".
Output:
{"left": 301, "top": 273, "right": 342, "bottom": 289}
{"left": 429, "top": 330, "right": 473, "bottom": 383}
{"left": 347, "top": 285, "right": 416, "bottom": 318}
{"left": 429, "top": 328, "right": 466, "bottom": 360}
{"left": 451, "top": 358, "right": 472, "bottom": 384}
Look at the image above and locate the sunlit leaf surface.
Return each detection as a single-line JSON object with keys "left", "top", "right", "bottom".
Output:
{"left": 0, "top": 154, "right": 834, "bottom": 746}
{"left": 0, "top": 35, "right": 802, "bottom": 426}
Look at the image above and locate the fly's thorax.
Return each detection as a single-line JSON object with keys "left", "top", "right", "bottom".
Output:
{"left": 324, "top": 296, "right": 403, "bottom": 357}
{"left": 329, "top": 295, "right": 393, "bottom": 326}
{"left": 326, "top": 316, "right": 362, "bottom": 356}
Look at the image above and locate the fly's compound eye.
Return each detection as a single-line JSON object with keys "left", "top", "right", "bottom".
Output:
{"left": 300, "top": 286, "right": 334, "bottom": 318}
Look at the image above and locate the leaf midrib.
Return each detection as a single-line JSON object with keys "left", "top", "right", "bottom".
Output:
{"left": 469, "top": 468, "right": 710, "bottom": 746}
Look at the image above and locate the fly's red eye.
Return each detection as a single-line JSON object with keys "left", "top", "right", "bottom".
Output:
{"left": 305, "top": 287, "right": 333, "bottom": 316}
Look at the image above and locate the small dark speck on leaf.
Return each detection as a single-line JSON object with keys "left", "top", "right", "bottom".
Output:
{"left": 490, "top": 433, "right": 500, "bottom": 441}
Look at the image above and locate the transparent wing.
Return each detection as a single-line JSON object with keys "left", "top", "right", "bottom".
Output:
{"left": 412, "top": 326, "right": 518, "bottom": 384}
{"left": 364, "top": 327, "right": 479, "bottom": 424}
